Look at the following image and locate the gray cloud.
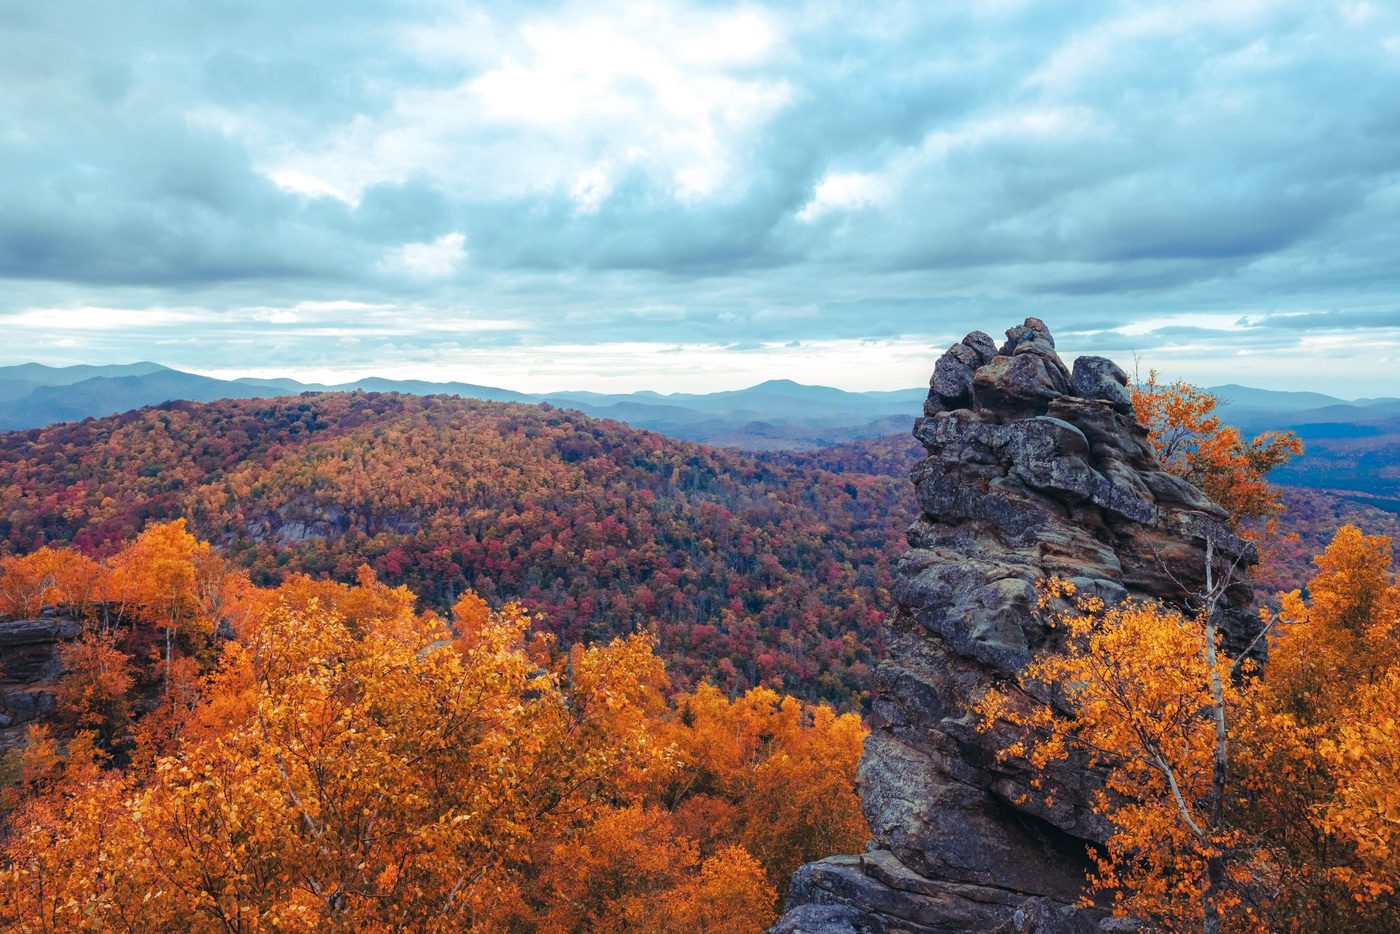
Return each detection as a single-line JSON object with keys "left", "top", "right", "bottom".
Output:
{"left": 1, "top": 0, "right": 1399, "bottom": 394}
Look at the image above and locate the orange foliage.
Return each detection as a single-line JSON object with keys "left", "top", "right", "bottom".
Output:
{"left": 54, "top": 628, "right": 134, "bottom": 742}
{"left": 531, "top": 805, "right": 775, "bottom": 933}
{"left": 1236, "top": 526, "right": 1400, "bottom": 928}
{"left": 980, "top": 527, "right": 1400, "bottom": 931}
{"left": 0, "top": 546, "right": 101, "bottom": 618}
{"left": 1132, "top": 373, "right": 1302, "bottom": 527}
{"left": 662, "top": 684, "right": 869, "bottom": 895}
{"left": 977, "top": 583, "right": 1256, "bottom": 932}
{"left": 1318, "top": 669, "right": 1400, "bottom": 880}
{"left": 0, "top": 523, "right": 865, "bottom": 931}
{"left": 103, "top": 518, "right": 221, "bottom": 639}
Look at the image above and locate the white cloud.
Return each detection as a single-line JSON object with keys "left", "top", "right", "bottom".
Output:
{"left": 377, "top": 232, "right": 468, "bottom": 280}
{"left": 264, "top": 169, "right": 356, "bottom": 205}
{"left": 796, "top": 106, "right": 1103, "bottom": 224}
{"left": 797, "top": 171, "right": 891, "bottom": 221}
{"left": 1026, "top": 0, "right": 1286, "bottom": 90}
{"left": 1112, "top": 312, "right": 1254, "bottom": 337}
{"left": 259, "top": 1, "right": 791, "bottom": 206}
{"left": 3, "top": 306, "right": 201, "bottom": 330}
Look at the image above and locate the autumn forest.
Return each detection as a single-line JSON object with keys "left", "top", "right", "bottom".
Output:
{"left": 0, "top": 370, "right": 1397, "bottom": 932}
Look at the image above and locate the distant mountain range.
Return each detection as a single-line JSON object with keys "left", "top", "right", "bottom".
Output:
{"left": 1, "top": 362, "right": 1397, "bottom": 497}
{"left": 0, "top": 362, "right": 924, "bottom": 449}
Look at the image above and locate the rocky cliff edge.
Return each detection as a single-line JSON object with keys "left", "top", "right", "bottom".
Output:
{"left": 774, "top": 318, "right": 1262, "bottom": 934}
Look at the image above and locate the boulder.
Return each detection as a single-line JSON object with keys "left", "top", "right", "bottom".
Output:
{"left": 972, "top": 354, "right": 1068, "bottom": 412}
{"left": 931, "top": 349, "right": 977, "bottom": 408}
{"left": 928, "top": 332, "right": 1008, "bottom": 414}
{"left": 0, "top": 615, "right": 81, "bottom": 749}
{"left": 1070, "top": 356, "right": 1133, "bottom": 415}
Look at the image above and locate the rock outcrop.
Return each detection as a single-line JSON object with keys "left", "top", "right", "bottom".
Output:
{"left": 776, "top": 319, "right": 1262, "bottom": 933}
{"left": 1, "top": 612, "right": 80, "bottom": 751}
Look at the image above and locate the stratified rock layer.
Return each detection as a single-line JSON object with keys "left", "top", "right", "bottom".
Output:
{"left": 776, "top": 319, "right": 1261, "bottom": 933}
{"left": 0, "top": 612, "right": 79, "bottom": 750}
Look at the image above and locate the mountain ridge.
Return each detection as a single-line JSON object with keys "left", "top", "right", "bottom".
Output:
{"left": 1, "top": 361, "right": 1392, "bottom": 453}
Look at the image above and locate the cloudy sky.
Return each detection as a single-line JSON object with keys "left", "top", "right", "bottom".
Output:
{"left": 2, "top": 0, "right": 1398, "bottom": 394}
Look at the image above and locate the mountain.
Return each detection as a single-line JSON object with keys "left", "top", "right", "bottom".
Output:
{"left": 1208, "top": 383, "right": 1350, "bottom": 410}
{"left": 0, "top": 364, "right": 928, "bottom": 448}
{"left": 346, "top": 377, "right": 534, "bottom": 403}
{"left": 0, "top": 371, "right": 297, "bottom": 430}
{"left": 0, "top": 392, "right": 910, "bottom": 709}
{"left": 1, "top": 363, "right": 1396, "bottom": 490}
{"left": 0, "top": 362, "right": 172, "bottom": 403}
{"left": 0, "top": 361, "right": 170, "bottom": 387}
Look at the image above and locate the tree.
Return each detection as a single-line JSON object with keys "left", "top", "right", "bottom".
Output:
{"left": 661, "top": 846, "right": 777, "bottom": 934}
{"left": 102, "top": 519, "right": 226, "bottom": 695}
{"left": 980, "top": 526, "right": 1400, "bottom": 932}
{"left": 1132, "top": 373, "right": 1301, "bottom": 527}
{"left": 1317, "top": 668, "right": 1400, "bottom": 896}
{"left": 977, "top": 575, "right": 1261, "bottom": 933}
{"left": 1236, "top": 526, "right": 1400, "bottom": 928}
{"left": 0, "top": 546, "right": 102, "bottom": 618}
{"left": 661, "top": 684, "right": 868, "bottom": 896}
{"left": 54, "top": 628, "right": 135, "bottom": 745}
{"left": 0, "top": 522, "right": 869, "bottom": 930}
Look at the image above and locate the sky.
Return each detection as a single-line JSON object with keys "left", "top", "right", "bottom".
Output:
{"left": 1, "top": 0, "right": 1399, "bottom": 395}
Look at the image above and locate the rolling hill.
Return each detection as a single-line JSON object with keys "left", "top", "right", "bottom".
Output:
{"left": 0, "top": 392, "right": 910, "bottom": 709}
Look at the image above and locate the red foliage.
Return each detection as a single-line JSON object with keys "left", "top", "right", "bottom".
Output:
{"left": 0, "top": 394, "right": 908, "bottom": 709}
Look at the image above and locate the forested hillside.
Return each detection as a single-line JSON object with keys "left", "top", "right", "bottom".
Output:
{"left": 0, "top": 388, "right": 1386, "bottom": 718}
{"left": 0, "top": 523, "right": 868, "bottom": 931}
{"left": 0, "top": 393, "right": 907, "bottom": 709}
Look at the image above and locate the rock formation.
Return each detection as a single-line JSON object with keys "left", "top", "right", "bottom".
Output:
{"left": 774, "top": 319, "right": 1262, "bottom": 933}
{"left": 0, "top": 612, "right": 79, "bottom": 751}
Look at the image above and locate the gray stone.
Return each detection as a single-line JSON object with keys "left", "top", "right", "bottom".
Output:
{"left": 769, "top": 903, "right": 882, "bottom": 934}
{"left": 775, "top": 318, "right": 1262, "bottom": 934}
{"left": 1070, "top": 357, "right": 1133, "bottom": 414}
{"left": 931, "top": 351, "right": 977, "bottom": 408}
{"left": 0, "top": 617, "right": 80, "bottom": 684}
{"left": 1000, "top": 317, "right": 1055, "bottom": 354}
{"left": 962, "top": 331, "right": 998, "bottom": 365}
{"left": 973, "top": 354, "right": 1069, "bottom": 412}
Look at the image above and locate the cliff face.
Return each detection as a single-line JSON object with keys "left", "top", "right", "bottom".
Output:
{"left": 775, "top": 319, "right": 1262, "bottom": 934}
{"left": 0, "top": 613, "right": 79, "bottom": 751}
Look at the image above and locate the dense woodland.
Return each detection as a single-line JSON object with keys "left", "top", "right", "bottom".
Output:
{"left": 0, "top": 395, "right": 908, "bottom": 710}
{"left": 1, "top": 382, "right": 1398, "bottom": 931}
{"left": 1, "top": 388, "right": 1380, "bottom": 719}
{"left": 0, "top": 522, "right": 867, "bottom": 931}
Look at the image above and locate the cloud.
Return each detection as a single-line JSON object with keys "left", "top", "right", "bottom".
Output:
{"left": 3, "top": 306, "right": 203, "bottom": 330}
{"left": 266, "top": 170, "right": 356, "bottom": 205}
{"left": 0, "top": 1, "right": 1398, "bottom": 395}
{"left": 378, "top": 232, "right": 469, "bottom": 280}
{"left": 269, "top": 1, "right": 791, "bottom": 208}
{"left": 797, "top": 171, "right": 891, "bottom": 221}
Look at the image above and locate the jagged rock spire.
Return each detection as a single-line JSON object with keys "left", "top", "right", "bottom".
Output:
{"left": 773, "top": 319, "right": 1262, "bottom": 934}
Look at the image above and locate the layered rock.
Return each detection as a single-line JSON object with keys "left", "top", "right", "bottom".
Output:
{"left": 776, "top": 319, "right": 1262, "bottom": 933}
{"left": 1, "top": 612, "right": 80, "bottom": 750}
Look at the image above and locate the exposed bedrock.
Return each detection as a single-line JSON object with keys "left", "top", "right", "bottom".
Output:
{"left": 0, "top": 612, "right": 80, "bottom": 751}
{"left": 775, "top": 319, "right": 1262, "bottom": 933}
